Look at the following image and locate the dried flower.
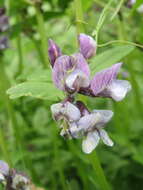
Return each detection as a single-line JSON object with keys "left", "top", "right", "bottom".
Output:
{"left": 0, "top": 160, "right": 30, "bottom": 190}
{"left": 11, "top": 171, "right": 30, "bottom": 190}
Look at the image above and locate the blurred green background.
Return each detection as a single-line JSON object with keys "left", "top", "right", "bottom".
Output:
{"left": 0, "top": 0, "right": 143, "bottom": 189}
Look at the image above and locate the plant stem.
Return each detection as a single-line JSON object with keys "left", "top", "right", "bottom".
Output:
{"left": 73, "top": 1, "right": 111, "bottom": 189}
{"left": 74, "top": 0, "right": 84, "bottom": 34}
{"left": 0, "top": 126, "right": 12, "bottom": 167}
{"left": 16, "top": 33, "right": 23, "bottom": 76}
{"left": 53, "top": 127, "right": 67, "bottom": 190}
{"left": 0, "top": 57, "right": 26, "bottom": 169}
{"left": 88, "top": 152, "right": 111, "bottom": 190}
{"left": 35, "top": 5, "right": 49, "bottom": 68}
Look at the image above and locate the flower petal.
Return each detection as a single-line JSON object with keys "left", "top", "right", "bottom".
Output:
{"left": 65, "top": 69, "right": 90, "bottom": 91}
{"left": 64, "top": 102, "right": 81, "bottom": 121}
{"left": 78, "top": 33, "right": 97, "bottom": 59}
{"left": 106, "top": 79, "right": 132, "bottom": 101}
{"left": 93, "top": 110, "right": 113, "bottom": 128}
{"left": 77, "top": 112, "right": 101, "bottom": 132}
{"left": 70, "top": 53, "right": 90, "bottom": 76}
{"left": 82, "top": 131, "right": 100, "bottom": 154}
{"left": 52, "top": 55, "right": 71, "bottom": 90}
{"left": 90, "top": 63, "right": 122, "bottom": 95}
{"left": 50, "top": 102, "right": 63, "bottom": 120}
{"left": 51, "top": 102, "right": 81, "bottom": 122}
{"left": 48, "top": 39, "right": 62, "bottom": 67}
{"left": 68, "top": 122, "right": 80, "bottom": 138}
{"left": 0, "top": 160, "right": 9, "bottom": 176}
{"left": 99, "top": 129, "right": 114, "bottom": 146}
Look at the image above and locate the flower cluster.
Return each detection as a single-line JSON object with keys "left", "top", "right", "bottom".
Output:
{"left": 0, "top": 160, "right": 30, "bottom": 190}
{"left": 0, "top": 7, "right": 9, "bottom": 52}
{"left": 48, "top": 34, "right": 131, "bottom": 154}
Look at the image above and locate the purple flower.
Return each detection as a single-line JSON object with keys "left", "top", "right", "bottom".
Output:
{"left": 79, "top": 63, "right": 131, "bottom": 101}
{"left": 52, "top": 53, "right": 90, "bottom": 92}
{"left": 49, "top": 34, "right": 131, "bottom": 154}
{"left": 48, "top": 39, "right": 62, "bottom": 67}
{"left": 0, "top": 10, "right": 9, "bottom": 32}
{"left": 52, "top": 51, "right": 131, "bottom": 101}
{"left": 0, "top": 160, "right": 9, "bottom": 177}
{"left": 78, "top": 33, "right": 97, "bottom": 59}
{"left": 89, "top": 63, "right": 131, "bottom": 101}
{"left": 0, "top": 36, "right": 8, "bottom": 50}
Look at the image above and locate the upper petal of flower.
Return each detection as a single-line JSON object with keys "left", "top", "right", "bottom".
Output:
{"left": 51, "top": 101, "right": 81, "bottom": 122}
{"left": 99, "top": 129, "right": 114, "bottom": 146}
{"left": 48, "top": 39, "right": 62, "bottom": 67}
{"left": 82, "top": 131, "right": 100, "bottom": 154}
{"left": 70, "top": 53, "right": 90, "bottom": 76}
{"left": 93, "top": 109, "right": 113, "bottom": 128}
{"left": 78, "top": 33, "right": 97, "bottom": 59}
{"left": 52, "top": 55, "right": 71, "bottom": 90}
{"left": 52, "top": 53, "right": 90, "bottom": 91}
{"left": 90, "top": 63, "right": 122, "bottom": 95}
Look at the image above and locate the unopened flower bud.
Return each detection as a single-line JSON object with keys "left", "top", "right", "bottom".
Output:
{"left": 78, "top": 33, "right": 97, "bottom": 59}
{"left": 48, "top": 39, "right": 62, "bottom": 67}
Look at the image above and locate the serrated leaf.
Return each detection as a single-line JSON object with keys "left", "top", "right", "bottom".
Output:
{"left": 90, "top": 45, "right": 135, "bottom": 75}
{"left": 7, "top": 82, "right": 64, "bottom": 100}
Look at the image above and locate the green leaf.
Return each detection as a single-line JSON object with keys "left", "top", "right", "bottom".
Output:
{"left": 7, "top": 82, "right": 64, "bottom": 100}
{"left": 90, "top": 45, "right": 135, "bottom": 75}
{"left": 27, "top": 69, "right": 52, "bottom": 82}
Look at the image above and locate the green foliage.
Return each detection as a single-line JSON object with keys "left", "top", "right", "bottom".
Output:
{"left": 90, "top": 45, "right": 135, "bottom": 74}
{"left": 7, "top": 82, "right": 64, "bottom": 100}
{"left": 0, "top": 0, "right": 143, "bottom": 190}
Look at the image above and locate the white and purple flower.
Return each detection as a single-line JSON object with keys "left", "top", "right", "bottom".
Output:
{"left": 48, "top": 33, "right": 131, "bottom": 101}
{"left": 49, "top": 33, "right": 132, "bottom": 154}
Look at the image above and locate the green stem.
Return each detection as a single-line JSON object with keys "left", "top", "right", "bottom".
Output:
{"left": 0, "top": 57, "right": 26, "bottom": 169}
{"left": 74, "top": 0, "right": 84, "bottom": 34}
{"left": 74, "top": 1, "right": 111, "bottom": 189}
{"left": 35, "top": 5, "right": 49, "bottom": 67}
{"left": 16, "top": 33, "right": 23, "bottom": 76}
{"left": 53, "top": 127, "right": 67, "bottom": 190}
{"left": 88, "top": 152, "right": 111, "bottom": 190}
{"left": 0, "top": 126, "right": 12, "bottom": 167}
